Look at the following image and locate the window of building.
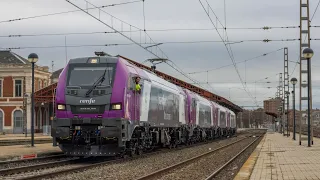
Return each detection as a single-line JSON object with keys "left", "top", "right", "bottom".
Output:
{"left": 0, "top": 79, "right": 2, "bottom": 97}
{"left": 38, "top": 80, "right": 42, "bottom": 90}
{"left": 15, "top": 80, "right": 22, "bottom": 97}
{"left": 44, "top": 81, "right": 47, "bottom": 87}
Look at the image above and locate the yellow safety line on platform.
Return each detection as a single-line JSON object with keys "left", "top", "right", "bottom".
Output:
{"left": 233, "top": 133, "right": 267, "bottom": 180}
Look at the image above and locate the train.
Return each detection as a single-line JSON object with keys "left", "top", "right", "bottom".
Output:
{"left": 51, "top": 53, "right": 237, "bottom": 157}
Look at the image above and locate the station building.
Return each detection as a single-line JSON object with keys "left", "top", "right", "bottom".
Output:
{"left": 0, "top": 50, "right": 53, "bottom": 134}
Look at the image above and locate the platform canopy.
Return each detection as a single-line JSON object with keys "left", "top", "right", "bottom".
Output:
{"left": 265, "top": 111, "right": 278, "bottom": 118}
{"left": 34, "top": 82, "right": 56, "bottom": 103}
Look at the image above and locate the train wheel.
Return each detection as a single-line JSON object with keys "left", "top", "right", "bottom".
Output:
{"left": 137, "top": 145, "right": 143, "bottom": 155}
{"left": 128, "top": 141, "right": 137, "bottom": 157}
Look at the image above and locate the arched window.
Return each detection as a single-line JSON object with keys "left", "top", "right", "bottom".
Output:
{"left": 13, "top": 110, "right": 23, "bottom": 134}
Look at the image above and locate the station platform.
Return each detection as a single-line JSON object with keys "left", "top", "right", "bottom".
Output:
{"left": 0, "top": 143, "right": 61, "bottom": 161}
{"left": 234, "top": 132, "right": 320, "bottom": 180}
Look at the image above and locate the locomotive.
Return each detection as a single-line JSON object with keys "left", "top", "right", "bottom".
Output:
{"left": 51, "top": 54, "right": 237, "bottom": 157}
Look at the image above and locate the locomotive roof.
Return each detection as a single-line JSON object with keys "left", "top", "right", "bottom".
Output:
{"left": 68, "top": 56, "right": 118, "bottom": 64}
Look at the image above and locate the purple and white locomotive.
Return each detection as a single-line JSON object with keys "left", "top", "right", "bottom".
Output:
{"left": 51, "top": 54, "right": 237, "bottom": 156}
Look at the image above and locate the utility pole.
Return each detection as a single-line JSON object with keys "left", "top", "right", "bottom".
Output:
{"left": 299, "top": 0, "right": 312, "bottom": 146}
{"left": 279, "top": 73, "right": 284, "bottom": 133}
{"left": 284, "top": 47, "right": 289, "bottom": 136}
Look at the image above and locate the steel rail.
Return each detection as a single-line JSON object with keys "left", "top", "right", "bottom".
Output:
{"left": 0, "top": 157, "right": 80, "bottom": 176}
{"left": 204, "top": 136, "right": 262, "bottom": 180}
{"left": 4, "top": 130, "right": 265, "bottom": 180}
{"left": 0, "top": 139, "right": 52, "bottom": 146}
{"left": 134, "top": 136, "right": 255, "bottom": 180}
{"left": 16, "top": 158, "right": 119, "bottom": 180}
{"left": 16, "top": 135, "right": 244, "bottom": 180}
{"left": 16, "top": 132, "right": 258, "bottom": 180}
{"left": 0, "top": 153, "right": 65, "bottom": 166}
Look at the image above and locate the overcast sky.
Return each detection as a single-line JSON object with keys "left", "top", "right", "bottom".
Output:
{"left": 1, "top": 0, "right": 320, "bottom": 110}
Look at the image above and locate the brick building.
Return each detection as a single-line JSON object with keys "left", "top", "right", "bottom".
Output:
{"left": 287, "top": 109, "right": 301, "bottom": 127}
{"left": 263, "top": 97, "right": 282, "bottom": 116}
{"left": 236, "top": 108, "right": 274, "bottom": 128}
{"left": 285, "top": 109, "right": 320, "bottom": 128}
{"left": 51, "top": 68, "right": 63, "bottom": 83}
{"left": 0, "top": 50, "right": 51, "bottom": 134}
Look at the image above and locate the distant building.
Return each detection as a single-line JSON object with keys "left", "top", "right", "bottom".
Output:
{"left": 0, "top": 50, "right": 51, "bottom": 134}
{"left": 236, "top": 108, "right": 274, "bottom": 128}
{"left": 50, "top": 68, "right": 63, "bottom": 84}
{"left": 287, "top": 109, "right": 302, "bottom": 127}
{"left": 263, "top": 98, "right": 282, "bottom": 116}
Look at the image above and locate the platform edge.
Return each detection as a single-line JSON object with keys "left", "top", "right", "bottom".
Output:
{"left": 233, "top": 133, "right": 267, "bottom": 180}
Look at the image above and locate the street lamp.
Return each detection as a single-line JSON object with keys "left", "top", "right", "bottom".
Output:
{"left": 302, "top": 47, "right": 314, "bottom": 147}
{"left": 28, "top": 53, "right": 38, "bottom": 147}
{"left": 285, "top": 91, "right": 290, "bottom": 137}
{"left": 290, "top": 77, "right": 297, "bottom": 140}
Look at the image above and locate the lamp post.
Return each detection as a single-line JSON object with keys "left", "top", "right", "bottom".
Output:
{"left": 28, "top": 53, "right": 38, "bottom": 147}
{"left": 290, "top": 77, "right": 297, "bottom": 140}
{"left": 285, "top": 91, "right": 290, "bottom": 137}
{"left": 302, "top": 47, "right": 314, "bottom": 147}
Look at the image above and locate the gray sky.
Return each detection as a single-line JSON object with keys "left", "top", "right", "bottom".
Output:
{"left": 1, "top": 0, "right": 320, "bottom": 110}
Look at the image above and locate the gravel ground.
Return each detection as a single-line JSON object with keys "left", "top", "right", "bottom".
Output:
{"left": 48, "top": 133, "right": 254, "bottom": 180}
{"left": 155, "top": 137, "right": 258, "bottom": 180}
{"left": 0, "top": 156, "right": 74, "bottom": 170}
{"left": 46, "top": 135, "right": 249, "bottom": 180}
{"left": 212, "top": 135, "right": 264, "bottom": 180}
{"left": 0, "top": 130, "right": 263, "bottom": 180}
{"left": 1, "top": 163, "right": 86, "bottom": 180}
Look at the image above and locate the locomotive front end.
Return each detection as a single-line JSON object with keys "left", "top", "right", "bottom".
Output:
{"left": 51, "top": 56, "right": 129, "bottom": 156}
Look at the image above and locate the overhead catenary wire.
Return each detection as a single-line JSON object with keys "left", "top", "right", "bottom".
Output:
{"left": 187, "top": 48, "right": 284, "bottom": 74}
{"left": 199, "top": 0, "right": 259, "bottom": 107}
{"left": 65, "top": 0, "right": 207, "bottom": 91}
{"left": 5, "top": 39, "right": 313, "bottom": 50}
{"left": 0, "top": 0, "right": 142, "bottom": 24}
{"left": 290, "top": 0, "right": 320, "bottom": 77}
{"left": 65, "top": 0, "right": 164, "bottom": 59}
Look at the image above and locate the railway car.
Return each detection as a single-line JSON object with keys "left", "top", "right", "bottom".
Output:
{"left": 51, "top": 54, "right": 237, "bottom": 157}
{"left": 229, "top": 110, "right": 237, "bottom": 135}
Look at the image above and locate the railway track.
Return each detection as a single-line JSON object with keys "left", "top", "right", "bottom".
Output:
{"left": 134, "top": 132, "right": 264, "bottom": 180}
{"left": 0, "top": 130, "right": 265, "bottom": 180}
{"left": 0, "top": 139, "right": 52, "bottom": 146}
{"left": 0, "top": 153, "right": 66, "bottom": 170}
{"left": 204, "top": 135, "right": 262, "bottom": 180}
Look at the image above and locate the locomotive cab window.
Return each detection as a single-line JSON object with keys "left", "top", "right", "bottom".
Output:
{"left": 66, "top": 63, "right": 115, "bottom": 88}
{"left": 130, "top": 75, "right": 144, "bottom": 92}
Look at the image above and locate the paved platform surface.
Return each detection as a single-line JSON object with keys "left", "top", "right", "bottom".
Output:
{"left": 0, "top": 133, "right": 52, "bottom": 141}
{"left": 235, "top": 132, "right": 320, "bottom": 180}
{"left": 0, "top": 143, "right": 61, "bottom": 161}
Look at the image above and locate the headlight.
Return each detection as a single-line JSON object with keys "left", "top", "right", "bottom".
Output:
{"left": 57, "top": 104, "right": 66, "bottom": 110}
{"left": 111, "top": 103, "right": 122, "bottom": 110}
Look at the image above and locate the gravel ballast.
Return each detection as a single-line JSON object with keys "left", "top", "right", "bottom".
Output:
{"left": 212, "top": 135, "right": 264, "bottom": 180}
{"left": 48, "top": 131, "right": 264, "bottom": 180}
{"left": 155, "top": 137, "right": 260, "bottom": 180}
{"left": 0, "top": 156, "right": 74, "bottom": 170}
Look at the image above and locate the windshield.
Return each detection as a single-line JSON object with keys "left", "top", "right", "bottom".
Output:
{"left": 67, "top": 65, "right": 114, "bottom": 87}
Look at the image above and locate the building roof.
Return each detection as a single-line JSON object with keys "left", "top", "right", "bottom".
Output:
{"left": 51, "top": 68, "right": 63, "bottom": 79}
{"left": 0, "top": 50, "right": 30, "bottom": 64}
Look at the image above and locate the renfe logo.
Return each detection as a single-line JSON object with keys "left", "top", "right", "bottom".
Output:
{"left": 80, "top": 98, "right": 96, "bottom": 104}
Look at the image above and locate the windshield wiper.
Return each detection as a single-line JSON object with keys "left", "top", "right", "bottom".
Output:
{"left": 85, "top": 69, "right": 107, "bottom": 97}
